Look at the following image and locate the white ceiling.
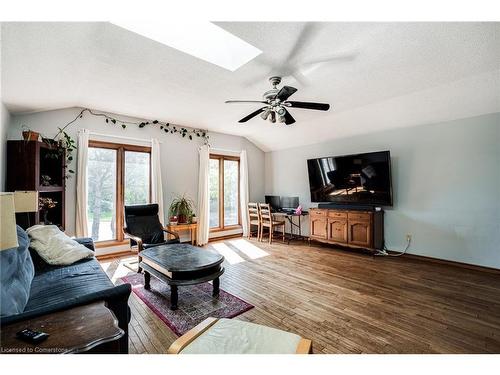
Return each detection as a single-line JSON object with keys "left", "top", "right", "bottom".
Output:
{"left": 1, "top": 22, "right": 499, "bottom": 151}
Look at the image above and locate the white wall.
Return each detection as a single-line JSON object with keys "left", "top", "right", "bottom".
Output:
{"left": 0, "top": 103, "right": 10, "bottom": 190}
{"left": 265, "top": 113, "right": 500, "bottom": 269}
{"left": 8, "top": 107, "right": 265, "bottom": 241}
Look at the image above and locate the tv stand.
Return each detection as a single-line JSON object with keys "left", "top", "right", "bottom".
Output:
{"left": 309, "top": 207, "right": 384, "bottom": 252}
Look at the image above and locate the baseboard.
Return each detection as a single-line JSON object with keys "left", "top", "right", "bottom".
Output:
{"left": 208, "top": 234, "right": 243, "bottom": 242}
{"left": 387, "top": 250, "right": 500, "bottom": 274}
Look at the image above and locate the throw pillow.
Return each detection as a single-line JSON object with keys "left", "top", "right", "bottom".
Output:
{"left": 26, "top": 225, "right": 94, "bottom": 265}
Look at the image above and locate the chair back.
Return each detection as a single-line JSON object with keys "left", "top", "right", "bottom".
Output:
{"left": 258, "top": 203, "right": 272, "bottom": 224}
{"left": 124, "top": 204, "right": 164, "bottom": 245}
{"left": 248, "top": 202, "right": 260, "bottom": 223}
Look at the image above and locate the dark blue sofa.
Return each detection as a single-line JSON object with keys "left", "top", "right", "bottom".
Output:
{"left": 0, "top": 226, "right": 132, "bottom": 353}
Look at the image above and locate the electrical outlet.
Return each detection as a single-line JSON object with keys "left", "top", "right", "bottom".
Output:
{"left": 406, "top": 234, "right": 412, "bottom": 242}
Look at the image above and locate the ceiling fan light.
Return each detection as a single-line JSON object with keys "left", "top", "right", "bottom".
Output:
{"left": 276, "top": 106, "right": 286, "bottom": 116}
{"left": 260, "top": 108, "right": 271, "bottom": 120}
{"left": 277, "top": 114, "right": 286, "bottom": 123}
{"left": 269, "top": 112, "right": 276, "bottom": 123}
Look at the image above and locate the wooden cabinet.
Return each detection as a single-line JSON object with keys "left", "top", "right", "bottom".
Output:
{"left": 309, "top": 208, "right": 383, "bottom": 251}
{"left": 7, "top": 141, "right": 66, "bottom": 230}
{"left": 310, "top": 213, "right": 328, "bottom": 240}
{"left": 328, "top": 218, "right": 347, "bottom": 243}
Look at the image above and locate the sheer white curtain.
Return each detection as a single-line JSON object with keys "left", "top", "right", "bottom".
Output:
{"left": 240, "top": 150, "right": 250, "bottom": 237}
{"left": 151, "top": 139, "right": 165, "bottom": 225}
{"left": 197, "top": 144, "right": 210, "bottom": 246}
{"left": 75, "top": 129, "right": 89, "bottom": 237}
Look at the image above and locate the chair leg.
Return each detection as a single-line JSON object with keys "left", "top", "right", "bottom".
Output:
{"left": 269, "top": 225, "right": 272, "bottom": 244}
{"left": 282, "top": 224, "right": 285, "bottom": 243}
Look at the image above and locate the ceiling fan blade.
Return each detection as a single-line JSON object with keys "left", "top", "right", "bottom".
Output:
{"left": 284, "top": 23, "right": 319, "bottom": 63}
{"left": 238, "top": 107, "right": 267, "bottom": 123}
{"left": 226, "top": 100, "right": 267, "bottom": 104}
{"left": 287, "top": 101, "right": 330, "bottom": 111}
{"left": 275, "top": 86, "right": 298, "bottom": 101}
{"left": 283, "top": 109, "right": 296, "bottom": 125}
{"left": 302, "top": 52, "right": 358, "bottom": 66}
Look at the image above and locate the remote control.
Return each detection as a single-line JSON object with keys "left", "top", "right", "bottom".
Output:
{"left": 16, "top": 328, "right": 49, "bottom": 344}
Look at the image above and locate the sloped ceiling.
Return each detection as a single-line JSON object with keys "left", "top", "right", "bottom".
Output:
{"left": 1, "top": 22, "right": 499, "bottom": 151}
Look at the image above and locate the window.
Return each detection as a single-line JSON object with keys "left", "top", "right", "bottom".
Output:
{"left": 87, "top": 141, "right": 151, "bottom": 243}
{"left": 209, "top": 154, "right": 240, "bottom": 231}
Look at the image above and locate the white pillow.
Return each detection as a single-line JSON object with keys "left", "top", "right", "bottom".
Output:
{"left": 26, "top": 225, "right": 94, "bottom": 265}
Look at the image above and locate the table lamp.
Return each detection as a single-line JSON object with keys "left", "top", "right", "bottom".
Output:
{"left": 14, "top": 190, "right": 39, "bottom": 227}
{"left": 0, "top": 193, "right": 19, "bottom": 250}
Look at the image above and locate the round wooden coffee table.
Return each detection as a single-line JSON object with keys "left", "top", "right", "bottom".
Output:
{"left": 139, "top": 243, "right": 225, "bottom": 310}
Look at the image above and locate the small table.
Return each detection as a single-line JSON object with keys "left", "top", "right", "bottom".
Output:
{"left": 0, "top": 302, "right": 124, "bottom": 354}
{"left": 273, "top": 211, "right": 309, "bottom": 242}
{"left": 165, "top": 223, "right": 198, "bottom": 245}
{"left": 140, "top": 243, "right": 224, "bottom": 310}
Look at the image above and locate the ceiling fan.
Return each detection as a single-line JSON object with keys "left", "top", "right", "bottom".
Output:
{"left": 225, "top": 76, "right": 330, "bottom": 125}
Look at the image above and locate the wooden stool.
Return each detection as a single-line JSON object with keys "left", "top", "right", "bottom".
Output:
{"left": 167, "top": 317, "right": 312, "bottom": 354}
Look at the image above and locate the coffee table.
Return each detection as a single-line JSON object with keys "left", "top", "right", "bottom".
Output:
{"left": 139, "top": 243, "right": 225, "bottom": 310}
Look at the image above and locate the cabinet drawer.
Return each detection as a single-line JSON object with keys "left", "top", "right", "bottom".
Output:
{"left": 348, "top": 212, "right": 372, "bottom": 221}
{"left": 310, "top": 209, "right": 327, "bottom": 217}
{"left": 328, "top": 211, "right": 347, "bottom": 219}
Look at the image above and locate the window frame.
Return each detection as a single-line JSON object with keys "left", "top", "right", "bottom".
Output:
{"left": 209, "top": 153, "right": 241, "bottom": 232}
{"left": 88, "top": 140, "right": 152, "bottom": 246}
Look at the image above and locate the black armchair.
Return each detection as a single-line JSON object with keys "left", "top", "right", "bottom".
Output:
{"left": 123, "top": 204, "right": 180, "bottom": 272}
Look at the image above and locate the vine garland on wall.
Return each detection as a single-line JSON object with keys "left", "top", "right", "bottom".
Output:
{"left": 59, "top": 108, "right": 210, "bottom": 143}
{"left": 30, "top": 108, "right": 209, "bottom": 179}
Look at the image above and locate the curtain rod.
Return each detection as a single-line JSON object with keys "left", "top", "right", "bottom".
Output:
{"left": 83, "top": 130, "right": 162, "bottom": 144}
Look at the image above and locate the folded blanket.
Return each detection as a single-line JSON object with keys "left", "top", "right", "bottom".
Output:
{"left": 26, "top": 225, "right": 94, "bottom": 265}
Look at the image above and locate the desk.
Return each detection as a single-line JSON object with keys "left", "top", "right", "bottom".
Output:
{"left": 0, "top": 301, "right": 124, "bottom": 354}
{"left": 272, "top": 211, "right": 309, "bottom": 242}
{"left": 165, "top": 223, "right": 198, "bottom": 245}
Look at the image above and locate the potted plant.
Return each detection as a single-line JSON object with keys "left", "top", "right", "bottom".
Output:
{"left": 169, "top": 194, "right": 195, "bottom": 224}
{"left": 22, "top": 128, "right": 40, "bottom": 141}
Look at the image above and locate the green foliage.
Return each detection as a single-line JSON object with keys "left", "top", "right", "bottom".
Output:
{"left": 169, "top": 194, "right": 195, "bottom": 218}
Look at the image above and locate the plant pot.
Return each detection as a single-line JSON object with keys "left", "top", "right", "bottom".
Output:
{"left": 191, "top": 216, "right": 197, "bottom": 223}
{"left": 23, "top": 130, "right": 40, "bottom": 141}
{"left": 178, "top": 214, "right": 187, "bottom": 224}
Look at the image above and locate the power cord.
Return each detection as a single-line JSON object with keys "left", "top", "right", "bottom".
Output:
{"left": 375, "top": 236, "right": 411, "bottom": 257}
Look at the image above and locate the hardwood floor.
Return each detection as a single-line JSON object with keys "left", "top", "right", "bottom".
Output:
{"left": 100, "top": 238, "right": 500, "bottom": 354}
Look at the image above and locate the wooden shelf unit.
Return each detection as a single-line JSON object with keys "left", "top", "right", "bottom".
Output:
{"left": 309, "top": 208, "right": 384, "bottom": 251}
{"left": 7, "top": 140, "right": 66, "bottom": 230}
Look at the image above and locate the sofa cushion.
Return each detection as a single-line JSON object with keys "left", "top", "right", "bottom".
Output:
{"left": 24, "top": 258, "right": 114, "bottom": 312}
{"left": 0, "top": 226, "right": 35, "bottom": 317}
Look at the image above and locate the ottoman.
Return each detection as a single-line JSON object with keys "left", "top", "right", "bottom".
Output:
{"left": 167, "top": 317, "right": 312, "bottom": 354}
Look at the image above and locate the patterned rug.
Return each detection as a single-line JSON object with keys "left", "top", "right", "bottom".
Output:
{"left": 121, "top": 273, "right": 254, "bottom": 336}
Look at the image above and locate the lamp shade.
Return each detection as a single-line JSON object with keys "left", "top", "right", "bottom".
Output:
{"left": 14, "top": 191, "right": 39, "bottom": 213}
{"left": 0, "top": 193, "right": 19, "bottom": 251}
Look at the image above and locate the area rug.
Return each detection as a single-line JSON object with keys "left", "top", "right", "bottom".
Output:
{"left": 121, "top": 273, "right": 254, "bottom": 336}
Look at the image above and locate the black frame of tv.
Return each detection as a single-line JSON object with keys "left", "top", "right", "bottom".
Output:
{"left": 307, "top": 150, "right": 393, "bottom": 207}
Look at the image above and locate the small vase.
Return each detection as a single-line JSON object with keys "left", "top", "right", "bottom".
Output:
{"left": 41, "top": 210, "right": 51, "bottom": 225}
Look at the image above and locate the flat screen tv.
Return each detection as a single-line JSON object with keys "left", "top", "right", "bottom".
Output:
{"left": 307, "top": 150, "right": 393, "bottom": 206}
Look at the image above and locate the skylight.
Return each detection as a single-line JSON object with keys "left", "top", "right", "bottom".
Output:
{"left": 111, "top": 21, "right": 262, "bottom": 71}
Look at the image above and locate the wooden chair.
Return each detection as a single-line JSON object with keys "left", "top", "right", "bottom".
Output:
{"left": 258, "top": 203, "right": 286, "bottom": 244}
{"left": 247, "top": 202, "right": 261, "bottom": 239}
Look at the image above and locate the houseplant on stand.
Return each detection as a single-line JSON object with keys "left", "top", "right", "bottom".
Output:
{"left": 169, "top": 195, "right": 195, "bottom": 224}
